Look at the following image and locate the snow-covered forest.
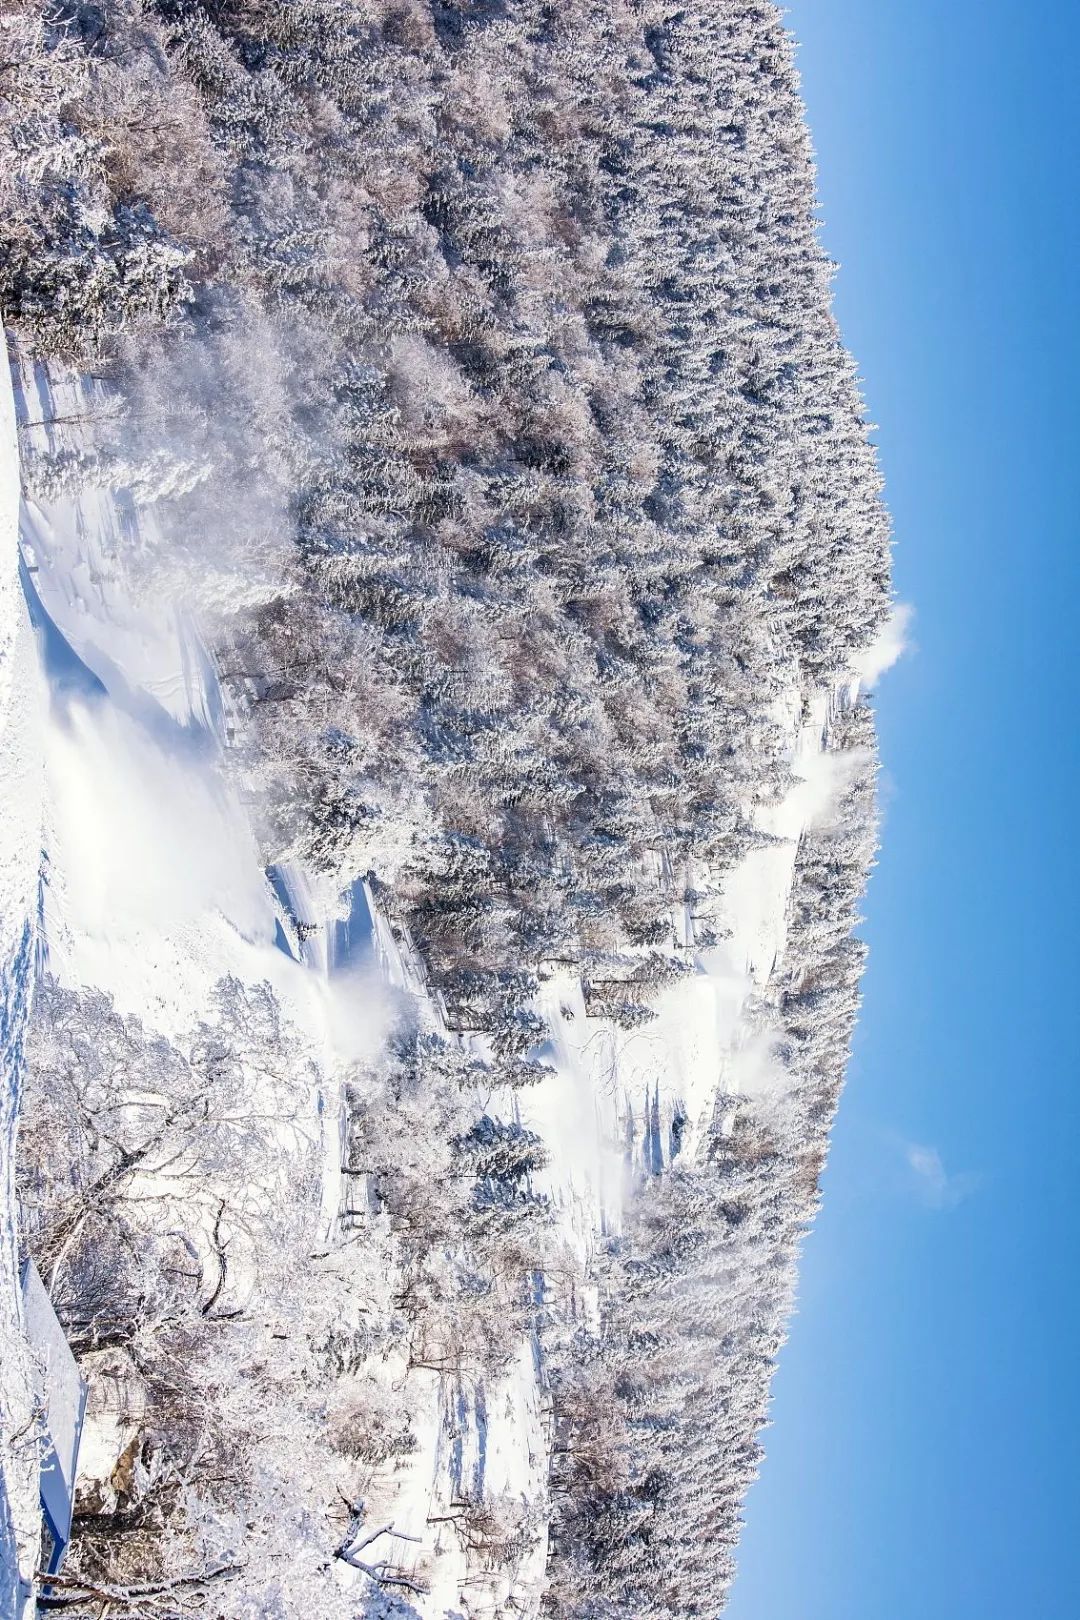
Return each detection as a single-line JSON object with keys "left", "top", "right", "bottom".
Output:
{"left": 1, "top": 2, "right": 895, "bottom": 1615}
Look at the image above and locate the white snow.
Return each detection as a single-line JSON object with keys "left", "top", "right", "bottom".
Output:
{"left": 2, "top": 344, "right": 854, "bottom": 1620}
{"left": 17, "top": 364, "right": 293, "bottom": 1039}
{"left": 507, "top": 684, "right": 835, "bottom": 1235}
{"left": 1, "top": 351, "right": 48, "bottom": 1616}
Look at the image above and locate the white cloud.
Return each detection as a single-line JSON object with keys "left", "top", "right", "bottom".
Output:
{"left": 904, "top": 1141, "right": 979, "bottom": 1210}
{"left": 852, "top": 602, "right": 914, "bottom": 688}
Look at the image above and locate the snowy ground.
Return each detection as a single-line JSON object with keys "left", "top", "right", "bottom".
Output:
{"left": 1, "top": 345, "right": 848, "bottom": 1618}
{"left": 3, "top": 353, "right": 531, "bottom": 1617}
{"left": 503, "top": 685, "right": 837, "bottom": 1266}
{"left": 1, "top": 352, "right": 47, "bottom": 1616}
{"left": 2, "top": 354, "right": 350, "bottom": 1612}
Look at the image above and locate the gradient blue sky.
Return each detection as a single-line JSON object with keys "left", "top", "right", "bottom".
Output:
{"left": 726, "top": 4, "right": 1080, "bottom": 1618}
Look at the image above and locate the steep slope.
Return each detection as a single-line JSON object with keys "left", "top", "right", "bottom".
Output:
{"left": 0, "top": 350, "right": 46, "bottom": 1616}
{"left": 1, "top": 4, "right": 894, "bottom": 1616}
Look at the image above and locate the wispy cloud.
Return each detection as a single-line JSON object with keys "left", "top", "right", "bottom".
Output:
{"left": 903, "top": 1141, "right": 980, "bottom": 1210}
{"left": 852, "top": 602, "right": 914, "bottom": 688}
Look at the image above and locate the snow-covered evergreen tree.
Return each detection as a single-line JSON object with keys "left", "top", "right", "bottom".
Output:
{"left": 7, "top": 3, "right": 893, "bottom": 1612}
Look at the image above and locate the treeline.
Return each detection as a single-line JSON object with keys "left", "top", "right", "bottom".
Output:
{"left": 545, "top": 703, "right": 880, "bottom": 1618}
{"left": 5, "top": 2, "right": 892, "bottom": 1612}
{"left": 5, "top": 0, "right": 889, "bottom": 1016}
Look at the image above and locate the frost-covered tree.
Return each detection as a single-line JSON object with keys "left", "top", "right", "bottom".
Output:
{"left": 8, "top": 2, "right": 892, "bottom": 1612}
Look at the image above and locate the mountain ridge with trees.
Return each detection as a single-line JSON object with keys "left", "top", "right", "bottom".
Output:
{"left": 2, "top": 2, "right": 893, "bottom": 1613}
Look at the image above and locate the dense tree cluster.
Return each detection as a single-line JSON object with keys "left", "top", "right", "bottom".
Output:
{"left": 17, "top": 979, "right": 555, "bottom": 1613}
{"left": 344, "top": 1025, "right": 557, "bottom": 1379}
{"left": 16, "top": 976, "right": 341, "bottom": 1606}
{"left": 545, "top": 708, "right": 880, "bottom": 1617}
{"left": 7, "top": 2, "right": 892, "bottom": 1612}
{"left": 7, "top": 0, "right": 889, "bottom": 1014}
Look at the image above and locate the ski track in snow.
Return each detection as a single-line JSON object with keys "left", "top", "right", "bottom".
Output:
{"left": 1, "top": 348, "right": 845, "bottom": 1618}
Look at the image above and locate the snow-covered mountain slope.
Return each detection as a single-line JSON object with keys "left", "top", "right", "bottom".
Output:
{"left": 6, "top": 353, "right": 555, "bottom": 1617}
{"left": 0, "top": 348, "right": 47, "bottom": 1618}
{"left": 2, "top": 5, "right": 896, "bottom": 1615}
{"left": 4, "top": 345, "right": 846, "bottom": 1618}
{"left": 5, "top": 342, "right": 892, "bottom": 1620}
{"left": 19, "top": 364, "right": 288, "bottom": 1025}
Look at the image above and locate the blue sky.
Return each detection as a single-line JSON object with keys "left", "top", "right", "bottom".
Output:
{"left": 727, "top": 4, "right": 1080, "bottom": 1619}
